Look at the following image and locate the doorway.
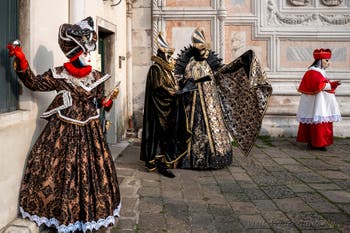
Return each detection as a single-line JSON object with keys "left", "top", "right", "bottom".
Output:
{"left": 98, "top": 28, "right": 117, "bottom": 144}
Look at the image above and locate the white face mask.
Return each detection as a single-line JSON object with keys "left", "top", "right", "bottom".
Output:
{"left": 321, "top": 59, "right": 330, "bottom": 69}
{"left": 78, "top": 52, "right": 92, "bottom": 66}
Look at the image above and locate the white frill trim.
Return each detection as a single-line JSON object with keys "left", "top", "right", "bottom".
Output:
{"left": 56, "top": 111, "right": 100, "bottom": 125}
{"left": 41, "top": 90, "right": 72, "bottom": 118}
{"left": 41, "top": 90, "right": 100, "bottom": 125}
{"left": 50, "top": 68, "right": 111, "bottom": 92}
{"left": 40, "top": 90, "right": 100, "bottom": 125}
{"left": 20, "top": 203, "right": 121, "bottom": 233}
{"left": 297, "top": 115, "right": 342, "bottom": 124}
{"left": 43, "top": 69, "right": 111, "bottom": 125}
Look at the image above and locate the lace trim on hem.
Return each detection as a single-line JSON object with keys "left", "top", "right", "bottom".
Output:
{"left": 297, "top": 115, "right": 342, "bottom": 123}
{"left": 20, "top": 203, "right": 121, "bottom": 233}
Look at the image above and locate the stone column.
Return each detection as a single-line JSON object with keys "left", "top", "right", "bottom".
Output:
{"left": 152, "top": 0, "right": 162, "bottom": 55}
{"left": 126, "top": 0, "right": 136, "bottom": 135}
{"left": 217, "top": 0, "right": 227, "bottom": 58}
{"left": 69, "top": 0, "right": 85, "bottom": 23}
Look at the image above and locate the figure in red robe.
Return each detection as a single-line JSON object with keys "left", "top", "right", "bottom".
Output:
{"left": 296, "top": 48, "right": 342, "bottom": 151}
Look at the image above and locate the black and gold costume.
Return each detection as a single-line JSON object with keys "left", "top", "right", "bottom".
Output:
{"left": 175, "top": 28, "right": 272, "bottom": 170}
{"left": 175, "top": 46, "right": 232, "bottom": 169}
{"left": 140, "top": 34, "right": 191, "bottom": 177}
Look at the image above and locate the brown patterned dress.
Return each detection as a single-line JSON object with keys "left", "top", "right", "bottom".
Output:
{"left": 16, "top": 66, "right": 121, "bottom": 233}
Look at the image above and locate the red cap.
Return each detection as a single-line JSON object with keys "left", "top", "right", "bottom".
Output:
{"left": 313, "top": 48, "right": 332, "bottom": 60}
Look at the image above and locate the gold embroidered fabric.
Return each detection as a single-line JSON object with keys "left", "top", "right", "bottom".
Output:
{"left": 215, "top": 50, "right": 273, "bottom": 155}
{"left": 181, "top": 58, "right": 233, "bottom": 169}
{"left": 151, "top": 55, "right": 174, "bottom": 72}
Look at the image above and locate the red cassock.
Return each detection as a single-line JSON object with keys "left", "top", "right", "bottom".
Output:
{"left": 296, "top": 68, "right": 340, "bottom": 148}
{"left": 297, "top": 122, "right": 333, "bottom": 148}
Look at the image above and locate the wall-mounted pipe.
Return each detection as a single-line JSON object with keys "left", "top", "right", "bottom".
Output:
{"left": 69, "top": 0, "right": 85, "bottom": 23}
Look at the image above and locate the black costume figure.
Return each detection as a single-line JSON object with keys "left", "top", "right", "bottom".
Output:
{"left": 140, "top": 33, "right": 191, "bottom": 178}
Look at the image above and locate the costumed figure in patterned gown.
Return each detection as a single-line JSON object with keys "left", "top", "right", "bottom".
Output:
{"left": 296, "top": 48, "right": 342, "bottom": 151}
{"left": 140, "top": 33, "right": 191, "bottom": 178}
{"left": 7, "top": 17, "right": 121, "bottom": 232}
{"left": 175, "top": 27, "right": 273, "bottom": 169}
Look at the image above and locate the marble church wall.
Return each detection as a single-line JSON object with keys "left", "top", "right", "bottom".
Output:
{"left": 132, "top": 0, "right": 350, "bottom": 137}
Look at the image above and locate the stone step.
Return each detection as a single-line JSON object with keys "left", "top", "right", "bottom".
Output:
{"left": 0, "top": 219, "right": 38, "bottom": 233}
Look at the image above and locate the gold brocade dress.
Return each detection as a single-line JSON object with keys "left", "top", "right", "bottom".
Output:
{"left": 180, "top": 57, "right": 233, "bottom": 169}
{"left": 176, "top": 48, "right": 273, "bottom": 164}
{"left": 16, "top": 66, "right": 121, "bottom": 233}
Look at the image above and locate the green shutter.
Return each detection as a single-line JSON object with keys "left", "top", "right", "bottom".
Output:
{"left": 0, "top": 0, "right": 19, "bottom": 113}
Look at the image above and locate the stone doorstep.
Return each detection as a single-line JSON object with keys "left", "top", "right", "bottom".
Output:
{"left": 109, "top": 140, "right": 131, "bottom": 161}
{"left": 0, "top": 218, "right": 39, "bottom": 233}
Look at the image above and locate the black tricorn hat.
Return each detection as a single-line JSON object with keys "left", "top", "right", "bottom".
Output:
{"left": 58, "top": 16, "right": 97, "bottom": 58}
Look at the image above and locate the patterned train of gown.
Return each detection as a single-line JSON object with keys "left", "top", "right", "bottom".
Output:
{"left": 16, "top": 66, "right": 121, "bottom": 233}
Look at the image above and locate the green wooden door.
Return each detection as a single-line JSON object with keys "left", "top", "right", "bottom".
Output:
{"left": 0, "top": 0, "right": 19, "bottom": 113}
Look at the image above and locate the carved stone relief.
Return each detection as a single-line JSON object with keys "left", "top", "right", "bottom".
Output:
{"left": 268, "top": 0, "right": 316, "bottom": 25}
{"left": 287, "top": 0, "right": 343, "bottom": 6}
{"left": 230, "top": 31, "right": 261, "bottom": 59}
{"left": 320, "top": 0, "right": 343, "bottom": 6}
{"left": 230, "top": 31, "right": 246, "bottom": 60}
{"left": 288, "top": 0, "right": 310, "bottom": 6}
{"left": 228, "top": 30, "right": 264, "bottom": 65}
{"left": 268, "top": 0, "right": 350, "bottom": 25}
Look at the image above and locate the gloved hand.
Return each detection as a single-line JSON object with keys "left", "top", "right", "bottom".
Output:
{"left": 330, "top": 81, "right": 341, "bottom": 89}
{"left": 101, "top": 97, "right": 113, "bottom": 111}
{"left": 195, "top": 75, "right": 211, "bottom": 83}
{"left": 326, "top": 80, "right": 341, "bottom": 94}
{"left": 7, "top": 44, "right": 29, "bottom": 71}
{"left": 176, "top": 78, "right": 198, "bottom": 95}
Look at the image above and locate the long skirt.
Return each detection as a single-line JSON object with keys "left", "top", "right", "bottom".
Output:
{"left": 296, "top": 122, "right": 333, "bottom": 148}
{"left": 19, "top": 116, "right": 121, "bottom": 233}
{"left": 179, "top": 80, "right": 233, "bottom": 170}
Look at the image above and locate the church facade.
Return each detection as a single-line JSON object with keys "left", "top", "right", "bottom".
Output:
{"left": 131, "top": 0, "right": 350, "bottom": 137}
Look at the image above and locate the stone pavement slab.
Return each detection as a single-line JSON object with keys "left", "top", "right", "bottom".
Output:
{"left": 106, "top": 137, "right": 350, "bottom": 233}
{"left": 3, "top": 138, "right": 349, "bottom": 233}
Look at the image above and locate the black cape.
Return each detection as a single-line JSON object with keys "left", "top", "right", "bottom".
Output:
{"left": 140, "top": 58, "right": 191, "bottom": 169}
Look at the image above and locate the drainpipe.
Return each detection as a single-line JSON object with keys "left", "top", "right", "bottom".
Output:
{"left": 69, "top": 0, "right": 85, "bottom": 23}
{"left": 126, "top": 0, "right": 136, "bottom": 137}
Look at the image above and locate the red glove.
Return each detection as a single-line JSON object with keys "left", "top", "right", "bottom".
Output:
{"left": 327, "top": 81, "right": 341, "bottom": 94}
{"left": 7, "top": 44, "right": 29, "bottom": 71}
{"left": 330, "top": 81, "right": 341, "bottom": 89}
{"left": 101, "top": 97, "right": 113, "bottom": 111}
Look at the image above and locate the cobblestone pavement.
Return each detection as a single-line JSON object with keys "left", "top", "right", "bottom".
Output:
{"left": 106, "top": 137, "right": 350, "bottom": 233}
